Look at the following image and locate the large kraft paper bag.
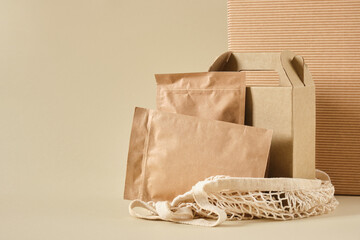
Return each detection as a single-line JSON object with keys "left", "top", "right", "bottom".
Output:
{"left": 124, "top": 107, "right": 273, "bottom": 202}
{"left": 209, "top": 50, "right": 315, "bottom": 179}
{"left": 155, "top": 72, "right": 246, "bottom": 124}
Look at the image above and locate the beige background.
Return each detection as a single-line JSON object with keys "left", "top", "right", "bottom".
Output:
{"left": 0, "top": 0, "right": 227, "bottom": 200}
{"left": 0, "top": 1, "right": 359, "bottom": 239}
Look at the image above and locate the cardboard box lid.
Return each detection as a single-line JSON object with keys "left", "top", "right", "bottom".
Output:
{"left": 209, "top": 50, "right": 314, "bottom": 88}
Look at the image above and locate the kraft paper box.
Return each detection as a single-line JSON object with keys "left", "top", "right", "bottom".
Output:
{"left": 209, "top": 50, "right": 316, "bottom": 179}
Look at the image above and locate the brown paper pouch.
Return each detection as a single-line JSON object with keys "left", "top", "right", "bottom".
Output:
{"left": 155, "top": 72, "right": 246, "bottom": 124}
{"left": 124, "top": 107, "right": 273, "bottom": 202}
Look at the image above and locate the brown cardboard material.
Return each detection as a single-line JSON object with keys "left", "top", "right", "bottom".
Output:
{"left": 227, "top": 0, "right": 360, "bottom": 195}
{"left": 209, "top": 50, "right": 316, "bottom": 179}
{"left": 124, "top": 107, "right": 273, "bottom": 202}
{"left": 155, "top": 72, "right": 246, "bottom": 124}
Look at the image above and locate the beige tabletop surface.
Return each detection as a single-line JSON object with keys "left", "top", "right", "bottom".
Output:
{"left": 0, "top": 195, "right": 359, "bottom": 240}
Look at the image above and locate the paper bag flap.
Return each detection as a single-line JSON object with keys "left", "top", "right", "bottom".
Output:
{"left": 209, "top": 51, "right": 313, "bottom": 87}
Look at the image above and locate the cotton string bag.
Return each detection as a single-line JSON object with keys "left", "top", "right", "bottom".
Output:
{"left": 129, "top": 170, "right": 338, "bottom": 227}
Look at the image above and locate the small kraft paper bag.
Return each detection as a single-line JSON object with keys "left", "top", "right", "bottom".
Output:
{"left": 124, "top": 107, "right": 273, "bottom": 202}
{"left": 209, "top": 50, "right": 315, "bottom": 179}
{"left": 155, "top": 72, "right": 246, "bottom": 124}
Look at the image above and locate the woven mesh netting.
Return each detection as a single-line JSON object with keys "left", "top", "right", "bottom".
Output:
{"left": 174, "top": 176, "right": 338, "bottom": 221}
{"left": 129, "top": 172, "right": 339, "bottom": 226}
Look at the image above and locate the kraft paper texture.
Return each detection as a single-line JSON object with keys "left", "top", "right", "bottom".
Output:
{"left": 124, "top": 107, "right": 273, "bottom": 201}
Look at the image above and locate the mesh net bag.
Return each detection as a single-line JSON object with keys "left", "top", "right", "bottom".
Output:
{"left": 129, "top": 170, "right": 338, "bottom": 227}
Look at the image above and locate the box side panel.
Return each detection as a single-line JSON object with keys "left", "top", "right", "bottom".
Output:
{"left": 292, "top": 86, "right": 316, "bottom": 179}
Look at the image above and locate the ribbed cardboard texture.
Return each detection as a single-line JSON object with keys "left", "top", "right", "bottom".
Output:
{"left": 209, "top": 50, "right": 316, "bottom": 179}
{"left": 227, "top": 0, "right": 360, "bottom": 195}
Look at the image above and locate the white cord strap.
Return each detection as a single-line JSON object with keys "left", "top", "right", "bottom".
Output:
{"left": 129, "top": 183, "right": 228, "bottom": 227}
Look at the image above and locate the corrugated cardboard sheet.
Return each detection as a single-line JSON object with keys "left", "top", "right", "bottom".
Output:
{"left": 227, "top": 0, "right": 360, "bottom": 195}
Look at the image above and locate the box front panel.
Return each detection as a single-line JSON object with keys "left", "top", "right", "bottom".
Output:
{"left": 246, "top": 87, "right": 293, "bottom": 178}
